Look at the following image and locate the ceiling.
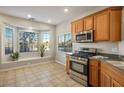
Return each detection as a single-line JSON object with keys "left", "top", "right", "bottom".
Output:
{"left": 0, "top": 6, "right": 98, "bottom": 25}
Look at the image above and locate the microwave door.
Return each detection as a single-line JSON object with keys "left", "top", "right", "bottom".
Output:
{"left": 76, "top": 33, "right": 87, "bottom": 42}
{"left": 76, "top": 34, "right": 81, "bottom": 42}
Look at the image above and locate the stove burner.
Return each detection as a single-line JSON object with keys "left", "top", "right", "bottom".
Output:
{"left": 71, "top": 52, "right": 96, "bottom": 58}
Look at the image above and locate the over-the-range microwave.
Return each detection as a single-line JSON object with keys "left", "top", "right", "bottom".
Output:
{"left": 76, "top": 30, "right": 93, "bottom": 43}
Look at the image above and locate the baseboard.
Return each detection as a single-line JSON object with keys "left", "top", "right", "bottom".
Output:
{"left": 55, "top": 60, "right": 66, "bottom": 66}
{"left": 0, "top": 60, "right": 54, "bottom": 72}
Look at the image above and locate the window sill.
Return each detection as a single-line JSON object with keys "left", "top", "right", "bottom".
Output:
{"left": 3, "top": 56, "right": 51, "bottom": 64}
{"left": 19, "top": 56, "right": 51, "bottom": 61}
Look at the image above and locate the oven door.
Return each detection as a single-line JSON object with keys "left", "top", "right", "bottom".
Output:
{"left": 70, "top": 60, "right": 87, "bottom": 75}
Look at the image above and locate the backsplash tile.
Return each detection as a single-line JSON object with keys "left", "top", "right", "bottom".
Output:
{"left": 118, "top": 41, "right": 124, "bottom": 55}
{"left": 73, "top": 42, "right": 119, "bottom": 54}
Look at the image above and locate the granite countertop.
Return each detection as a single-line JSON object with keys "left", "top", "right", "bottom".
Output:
{"left": 89, "top": 55, "right": 124, "bottom": 72}
{"left": 101, "top": 59, "right": 124, "bottom": 71}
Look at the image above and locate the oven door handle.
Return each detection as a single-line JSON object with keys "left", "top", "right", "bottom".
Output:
{"left": 70, "top": 59, "right": 87, "bottom": 65}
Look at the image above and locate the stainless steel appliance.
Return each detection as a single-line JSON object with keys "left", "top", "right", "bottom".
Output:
{"left": 76, "top": 30, "right": 93, "bottom": 43}
{"left": 69, "top": 48, "right": 96, "bottom": 86}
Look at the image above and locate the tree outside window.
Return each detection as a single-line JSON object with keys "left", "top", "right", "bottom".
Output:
{"left": 42, "top": 32, "right": 50, "bottom": 51}
{"left": 19, "top": 31, "right": 38, "bottom": 52}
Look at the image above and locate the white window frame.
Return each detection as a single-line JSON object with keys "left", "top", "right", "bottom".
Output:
{"left": 4, "top": 25, "right": 14, "bottom": 55}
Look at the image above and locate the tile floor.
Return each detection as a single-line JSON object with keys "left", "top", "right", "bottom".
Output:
{"left": 0, "top": 62, "right": 83, "bottom": 87}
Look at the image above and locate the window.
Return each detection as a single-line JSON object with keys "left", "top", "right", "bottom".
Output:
{"left": 64, "top": 33, "right": 72, "bottom": 52}
{"left": 58, "top": 33, "right": 72, "bottom": 52}
{"left": 5, "top": 26, "right": 13, "bottom": 54}
{"left": 19, "top": 31, "right": 38, "bottom": 52}
{"left": 42, "top": 32, "right": 50, "bottom": 50}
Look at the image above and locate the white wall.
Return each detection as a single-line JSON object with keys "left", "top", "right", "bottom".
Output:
{"left": 56, "top": 6, "right": 124, "bottom": 65}
{"left": 56, "top": 21, "right": 71, "bottom": 64}
{"left": 0, "top": 13, "right": 56, "bottom": 64}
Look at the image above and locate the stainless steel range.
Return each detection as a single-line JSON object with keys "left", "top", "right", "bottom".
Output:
{"left": 69, "top": 48, "right": 97, "bottom": 86}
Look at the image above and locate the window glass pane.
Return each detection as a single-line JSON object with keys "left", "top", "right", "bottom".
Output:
{"left": 19, "top": 31, "right": 38, "bottom": 52}
{"left": 58, "top": 33, "right": 72, "bottom": 52}
{"left": 5, "top": 27, "right": 13, "bottom": 54}
{"left": 42, "top": 32, "right": 50, "bottom": 50}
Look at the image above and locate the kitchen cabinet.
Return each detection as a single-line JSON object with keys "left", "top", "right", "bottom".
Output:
{"left": 111, "top": 79, "right": 121, "bottom": 87}
{"left": 89, "top": 59, "right": 100, "bottom": 87}
{"left": 71, "top": 19, "right": 83, "bottom": 41}
{"left": 100, "top": 71, "right": 111, "bottom": 87}
{"left": 94, "top": 10, "right": 110, "bottom": 41}
{"left": 71, "top": 22, "right": 76, "bottom": 41}
{"left": 71, "top": 7, "right": 122, "bottom": 42}
{"left": 109, "top": 8, "right": 122, "bottom": 41}
{"left": 83, "top": 16, "right": 94, "bottom": 31}
{"left": 94, "top": 7, "right": 122, "bottom": 41}
{"left": 89, "top": 59, "right": 124, "bottom": 87}
{"left": 75, "top": 19, "right": 83, "bottom": 33}
{"left": 66, "top": 54, "right": 70, "bottom": 74}
{"left": 100, "top": 62, "right": 123, "bottom": 87}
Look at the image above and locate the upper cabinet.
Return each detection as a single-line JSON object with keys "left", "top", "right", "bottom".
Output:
{"left": 94, "top": 10, "right": 110, "bottom": 41}
{"left": 75, "top": 19, "right": 83, "bottom": 33}
{"left": 71, "top": 22, "right": 76, "bottom": 41}
{"left": 71, "top": 7, "right": 122, "bottom": 42}
{"left": 71, "top": 22, "right": 76, "bottom": 36}
{"left": 109, "top": 8, "right": 122, "bottom": 41}
{"left": 94, "top": 7, "right": 122, "bottom": 41}
{"left": 83, "top": 15, "right": 94, "bottom": 30}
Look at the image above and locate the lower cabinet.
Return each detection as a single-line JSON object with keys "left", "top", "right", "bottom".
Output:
{"left": 89, "top": 59, "right": 123, "bottom": 87}
{"left": 100, "top": 71, "right": 122, "bottom": 87}
{"left": 100, "top": 62, "right": 123, "bottom": 87}
{"left": 89, "top": 65, "right": 99, "bottom": 86}
{"left": 66, "top": 54, "right": 70, "bottom": 74}
{"left": 89, "top": 59, "right": 100, "bottom": 87}
{"left": 100, "top": 71, "right": 111, "bottom": 87}
{"left": 111, "top": 79, "right": 122, "bottom": 87}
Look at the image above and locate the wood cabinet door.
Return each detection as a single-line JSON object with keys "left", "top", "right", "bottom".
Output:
{"left": 71, "top": 22, "right": 76, "bottom": 41}
{"left": 66, "top": 55, "right": 70, "bottom": 74}
{"left": 84, "top": 16, "right": 94, "bottom": 30}
{"left": 75, "top": 19, "right": 83, "bottom": 33}
{"left": 111, "top": 79, "right": 122, "bottom": 87}
{"left": 94, "top": 10, "right": 110, "bottom": 41}
{"left": 100, "top": 71, "right": 111, "bottom": 87}
{"left": 89, "top": 60, "right": 99, "bottom": 87}
{"left": 89, "top": 65, "right": 99, "bottom": 87}
{"left": 110, "top": 9, "right": 122, "bottom": 41}
{"left": 100, "top": 61, "right": 124, "bottom": 87}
